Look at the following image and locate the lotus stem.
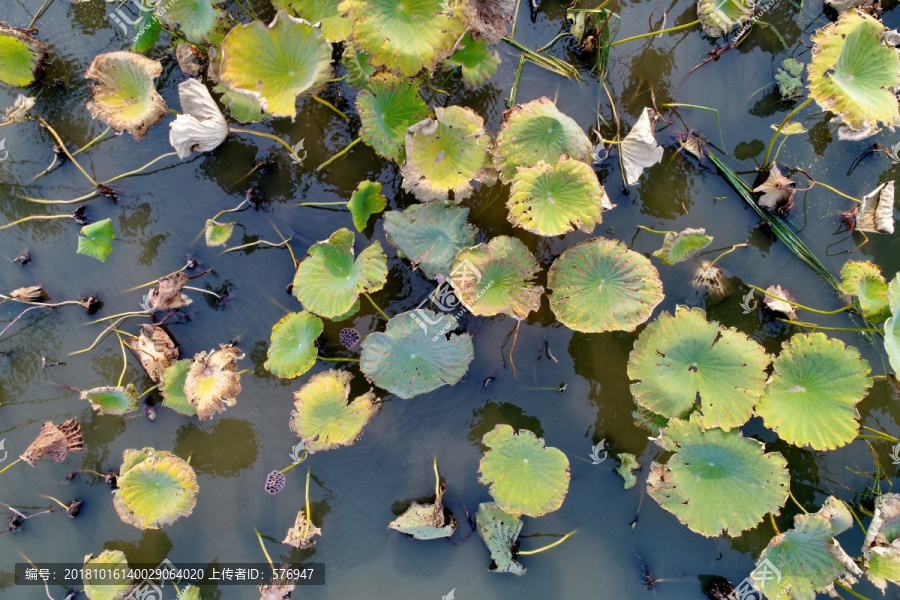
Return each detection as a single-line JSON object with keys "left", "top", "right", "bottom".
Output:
{"left": 327, "top": 74, "right": 349, "bottom": 83}
{"left": 125, "top": 266, "right": 188, "bottom": 292}
{"left": 232, "top": 0, "right": 257, "bottom": 20}
{"left": 0, "top": 295, "right": 83, "bottom": 308}
{"left": 234, "top": 369, "right": 254, "bottom": 376}
{"left": 103, "top": 151, "right": 178, "bottom": 184}
{"left": 182, "top": 285, "right": 221, "bottom": 299}
{"left": 0, "top": 307, "right": 45, "bottom": 339}
{"left": 707, "top": 243, "right": 747, "bottom": 267}
{"left": 510, "top": 320, "right": 520, "bottom": 379}
{"left": 42, "top": 495, "right": 68, "bottom": 510}
{"left": 433, "top": 458, "right": 441, "bottom": 499}
{"left": 211, "top": 199, "right": 249, "bottom": 221}
{"left": 510, "top": 0, "right": 522, "bottom": 36}
{"left": 0, "top": 459, "right": 22, "bottom": 476}
{"left": 502, "top": 38, "right": 579, "bottom": 79}
{"left": 745, "top": 285, "right": 855, "bottom": 315}
{"left": 222, "top": 236, "right": 293, "bottom": 254}
{"left": 517, "top": 530, "right": 576, "bottom": 555}
{"left": 872, "top": 375, "right": 888, "bottom": 380}
{"left": 843, "top": 499, "right": 868, "bottom": 535}
{"left": 38, "top": 118, "right": 97, "bottom": 187}
{"left": 87, "top": 310, "right": 153, "bottom": 325}
{"left": 536, "top": 31, "right": 575, "bottom": 53}
{"left": 425, "top": 81, "right": 449, "bottom": 96}
{"left": 137, "top": 384, "right": 158, "bottom": 399}
{"left": 17, "top": 190, "right": 100, "bottom": 205}
{"left": 255, "top": 530, "right": 274, "bottom": 570}
{"left": 637, "top": 225, "right": 674, "bottom": 236}
{"left": 297, "top": 201, "right": 348, "bottom": 207}
{"left": 317, "top": 355, "right": 360, "bottom": 362}
{"left": 70, "top": 317, "right": 129, "bottom": 355}
{"left": 280, "top": 450, "right": 307, "bottom": 473}
{"left": 775, "top": 319, "right": 881, "bottom": 333}
{"left": 304, "top": 469, "right": 312, "bottom": 539}
{"left": 74, "top": 126, "right": 112, "bottom": 156}
{"left": 662, "top": 103, "right": 726, "bottom": 151}
{"left": 761, "top": 97, "right": 813, "bottom": 167}
{"left": 769, "top": 513, "right": 780, "bottom": 535}
{"left": 160, "top": 27, "right": 209, "bottom": 51}
{"left": 363, "top": 293, "right": 390, "bottom": 320}
{"left": 0, "top": 119, "right": 13, "bottom": 128}
{"left": 27, "top": 0, "right": 55, "bottom": 29}
{"left": 834, "top": 581, "right": 872, "bottom": 600}
{"left": 608, "top": 19, "right": 700, "bottom": 47}
{"left": 316, "top": 137, "right": 361, "bottom": 171}
{"left": 813, "top": 181, "right": 859, "bottom": 203}
{"left": 0, "top": 213, "right": 71, "bottom": 231}
{"left": 772, "top": 135, "right": 789, "bottom": 165}
{"left": 230, "top": 127, "right": 296, "bottom": 155}
{"left": 860, "top": 425, "right": 899, "bottom": 443}
{"left": 508, "top": 54, "right": 525, "bottom": 108}
{"left": 311, "top": 95, "right": 350, "bottom": 122}
{"left": 115, "top": 332, "right": 128, "bottom": 387}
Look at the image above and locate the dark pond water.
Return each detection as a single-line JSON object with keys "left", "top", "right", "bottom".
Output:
{"left": 3, "top": 0, "right": 900, "bottom": 599}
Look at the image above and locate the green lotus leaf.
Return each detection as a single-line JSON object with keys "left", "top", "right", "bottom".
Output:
{"left": 185, "top": 344, "right": 243, "bottom": 420}
{"left": 617, "top": 453, "right": 640, "bottom": 490}
{"left": 547, "top": 237, "right": 664, "bottom": 333}
{"left": 131, "top": 11, "right": 162, "bottom": 53}
{"left": 155, "top": 0, "right": 227, "bottom": 45}
{"left": 83, "top": 550, "right": 131, "bottom": 600}
{"left": 204, "top": 219, "right": 234, "bottom": 247}
{"left": 0, "top": 26, "right": 47, "bottom": 86}
{"left": 359, "top": 309, "right": 474, "bottom": 399}
{"left": 475, "top": 502, "right": 525, "bottom": 575}
{"left": 628, "top": 306, "right": 769, "bottom": 430}
{"left": 757, "top": 333, "right": 871, "bottom": 450}
{"left": 85, "top": 52, "right": 167, "bottom": 141}
{"left": 863, "top": 494, "right": 900, "bottom": 592}
{"left": 817, "top": 496, "right": 853, "bottom": 536}
{"left": 113, "top": 447, "right": 199, "bottom": 530}
{"left": 401, "top": 105, "right": 496, "bottom": 203}
{"left": 348, "top": 180, "right": 387, "bottom": 232}
{"left": 753, "top": 513, "right": 861, "bottom": 600}
{"left": 292, "top": 228, "right": 388, "bottom": 319}
{"left": 264, "top": 311, "right": 324, "bottom": 379}
{"left": 80, "top": 384, "right": 138, "bottom": 416}
{"left": 388, "top": 483, "right": 456, "bottom": 540}
{"left": 76, "top": 218, "right": 116, "bottom": 263}
{"left": 648, "top": 416, "right": 789, "bottom": 537}
{"left": 384, "top": 203, "right": 477, "bottom": 280}
{"left": 493, "top": 97, "right": 593, "bottom": 182}
{"left": 478, "top": 425, "right": 569, "bottom": 517}
{"left": 341, "top": 44, "right": 376, "bottom": 88}
{"left": 444, "top": 33, "right": 500, "bottom": 88}
{"left": 698, "top": 0, "right": 753, "bottom": 38}
{"left": 159, "top": 360, "right": 196, "bottom": 416}
{"left": 632, "top": 405, "right": 670, "bottom": 435}
{"left": 220, "top": 10, "right": 333, "bottom": 119}
{"left": 866, "top": 550, "right": 900, "bottom": 593}
{"left": 839, "top": 260, "right": 890, "bottom": 323}
{"left": 339, "top": 0, "right": 466, "bottom": 77}
{"left": 274, "top": 0, "right": 351, "bottom": 42}
{"left": 885, "top": 274, "right": 900, "bottom": 375}
{"left": 214, "top": 83, "right": 267, "bottom": 122}
{"left": 652, "top": 228, "right": 714, "bottom": 265}
{"left": 450, "top": 236, "right": 542, "bottom": 320}
{"left": 507, "top": 157, "right": 606, "bottom": 236}
{"left": 177, "top": 586, "right": 201, "bottom": 600}
{"left": 357, "top": 73, "right": 429, "bottom": 163}
{"left": 289, "top": 369, "right": 380, "bottom": 453}
{"left": 808, "top": 10, "right": 900, "bottom": 134}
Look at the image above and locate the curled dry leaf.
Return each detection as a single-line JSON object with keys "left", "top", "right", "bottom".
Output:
{"left": 388, "top": 483, "right": 457, "bottom": 540}
{"left": 4, "top": 94, "right": 35, "bottom": 121}
{"left": 127, "top": 324, "right": 179, "bottom": 383}
{"left": 620, "top": 108, "right": 664, "bottom": 186}
{"left": 145, "top": 272, "right": 193, "bottom": 310}
{"left": 185, "top": 344, "right": 244, "bottom": 420}
{"left": 858, "top": 181, "right": 895, "bottom": 234}
{"left": 762, "top": 285, "right": 798, "bottom": 320}
{"left": 9, "top": 285, "right": 46, "bottom": 302}
{"left": 283, "top": 509, "right": 322, "bottom": 549}
{"left": 169, "top": 78, "right": 229, "bottom": 159}
{"left": 753, "top": 164, "right": 794, "bottom": 214}
{"left": 464, "top": 0, "right": 515, "bottom": 44}
{"left": 175, "top": 43, "right": 204, "bottom": 78}
{"left": 20, "top": 419, "right": 84, "bottom": 466}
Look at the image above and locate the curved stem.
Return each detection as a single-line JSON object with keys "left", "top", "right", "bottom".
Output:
{"left": 769, "top": 513, "right": 780, "bottom": 535}
{"left": 115, "top": 333, "right": 128, "bottom": 387}
{"left": 762, "top": 97, "right": 813, "bottom": 168}
{"left": 255, "top": 530, "right": 274, "bottom": 570}
{"left": 211, "top": 199, "right": 249, "bottom": 221}
{"left": 433, "top": 458, "right": 440, "bottom": 499}
{"left": 39, "top": 118, "right": 97, "bottom": 187}
{"left": 124, "top": 266, "right": 188, "bottom": 292}
{"left": 637, "top": 225, "right": 674, "bottom": 236}
{"left": 707, "top": 243, "right": 748, "bottom": 267}
{"left": 280, "top": 450, "right": 307, "bottom": 473}
{"left": 70, "top": 318, "right": 128, "bottom": 355}
{"left": 87, "top": 310, "right": 152, "bottom": 325}
{"left": 317, "top": 355, "right": 360, "bottom": 362}
{"left": 311, "top": 95, "right": 350, "bottom": 121}
{"left": 230, "top": 127, "right": 295, "bottom": 154}
{"left": 0, "top": 214, "right": 71, "bottom": 232}
{"left": 510, "top": 320, "right": 520, "bottom": 379}
{"left": 609, "top": 19, "right": 700, "bottom": 47}
{"left": 137, "top": 384, "right": 158, "bottom": 399}
{"left": 776, "top": 318, "right": 881, "bottom": 333}
{"left": 0, "top": 458, "right": 22, "bottom": 476}
{"left": 304, "top": 469, "right": 312, "bottom": 538}
{"left": 787, "top": 488, "right": 808, "bottom": 513}
{"left": 536, "top": 31, "right": 575, "bottom": 53}
{"left": 0, "top": 306, "right": 43, "bottom": 339}
{"left": 746, "top": 285, "right": 855, "bottom": 315}
{"left": 103, "top": 152, "right": 178, "bottom": 184}
{"left": 17, "top": 190, "right": 100, "bottom": 205}
{"left": 327, "top": 74, "right": 349, "bottom": 83}
{"left": 182, "top": 285, "right": 221, "bottom": 300}
{"left": 73, "top": 126, "right": 112, "bottom": 156}
{"left": 517, "top": 530, "right": 576, "bottom": 555}
{"left": 363, "top": 293, "right": 390, "bottom": 320}
{"left": 222, "top": 237, "right": 292, "bottom": 254}
{"left": 316, "top": 137, "right": 361, "bottom": 171}
{"left": 232, "top": 0, "right": 257, "bottom": 19}
{"left": 834, "top": 581, "right": 872, "bottom": 600}
{"left": 814, "top": 181, "right": 859, "bottom": 203}
{"left": 663, "top": 103, "right": 726, "bottom": 151}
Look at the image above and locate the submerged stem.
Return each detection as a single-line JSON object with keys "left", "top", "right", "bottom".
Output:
{"left": 517, "top": 530, "right": 576, "bottom": 555}
{"left": 103, "top": 152, "right": 178, "bottom": 184}
{"left": 746, "top": 285, "right": 855, "bottom": 315}
{"left": 637, "top": 225, "right": 674, "bottom": 236}
{"left": 0, "top": 213, "right": 71, "bottom": 231}
{"left": 311, "top": 95, "right": 350, "bottom": 121}
{"left": 363, "top": 293, "right": 390, "bottom": 321}
{"left": 776, "top": 319, "right": 881, "bottom": 333}
{"left": 609, "top": 19, "right": 700, "bottom": 47}
{"left": 316, "top": 137, "right": 361, "bottom": 171}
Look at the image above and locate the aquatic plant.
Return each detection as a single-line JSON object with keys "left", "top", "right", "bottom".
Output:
{"left": 384, "top": 203, "right": 477, "bottom": 280}
{"left": 85, "top": 52, "right": 167, "bottom": 141}
{"left": 264, "top": 311, "right": 324, "bottom": 379}
{"left": 113, "top": 447, "right": 199, "bottom": 529}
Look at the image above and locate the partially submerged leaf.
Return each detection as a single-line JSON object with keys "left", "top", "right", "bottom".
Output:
{"left": 357, "top": 73, "right": 429, "bottom": 163}
{"left": 449, "top": 236, "right": 543, "bottom": 320}
{"left": 817, "top": 496, "right": 853, "bottom": 536}
{"left": 698, "top": 0, "right": 753, "bottom": 38}
{"left": 547, "top": 237, "right": 664, "bottom": 333}
{"left": 648, "top": 416, "right": 789, "bottom": 537}
{"left": 4, "top": 94, "right": 35, "bottom": 121}
{"left": 753, "top": 164, "right": 795, "bottom": 213}
{"left": 204, "top": 219, "right": 234, "bottom": 247}
{"left": 857, "top": 181, "right": 895, "bottom": 234}
{"left": 159, "top": 359, "right": 196, "bottom": 416}
{"left": 620, "top": 108, "right": 663, "bottom": 186}
{"left": 264, "top": 311, "right": 324, "bottom": 379}
{"left": 756, "top": 333, "right": 871, "bottom": 450}
{"left": 341, "top": 45, "right": 376, "bottom": 88}
{"left": 762, "top": 285, "right": 798, "bottom": 319}
{"left": 464, "top": 0, "right": 515, "bottom": 44}
{"left": 127, "top": 324, "right": 178, "bottom": 383}
{"left": 77, "top": 218, "right": 116, "bottom": 263}
{"left": 289, "top": 369, "right": 380, "bottom": 453}
{"left": 839, "top": 260, "right": 890, "bottom": 323}
{"left": 0, "top": 26, "right": 47, "bottom": 86}
{"left": 155, "top": 0, "right": 228, "bottom": 45}
{"left": 886, "top": 274, "right": 900, "bottom": 375}
{"left": 479, "top": 425, "right": 570, "bottom": 517}
{"left": 616, "top": 453, "right": 640, "bottom": 490}
{"left": 444, "top": 34, "right": 501, "bottom": 88}
{"left": 170, "top": 79, "right": 229, "bottom": 159}
{"left": 348, "top": 180, "right": 387, "bottom": 232}
{"left": 862, "top": 493, "right": 900, "bottom": 592}
{"left": 81, "top": 384, "right": 139, "bottom": 416}
{"left": 219, "top": 11, "right": 333, "bottom": 119}
{"left": 651, "top": 228, "right": 713, "bottom": 264}
{"left": 359, "top": 310, "right": 474, "bottom": 399}
{"left": 113, "top": 447, "right": 199, "bottom": 529}
{"left": 292, "top": 228, "right": 388, "bottom": 319}
{"left": 85, "top": 52, "right": 167, "bottom": 141}
{"left": 283, "top": 508, "right": 322, "bottom": 549}
{"left": 146, "top": 272, "right": 192, "bottom": 311}
{"left": 384, "top": 203, "right": 477, "bottom": 280}
{"left": 185, "top": 344, "right": 243, "bottom": 420}
{"left": 274, "top": 0, "right": 351, "bottom": 42}
{"left": 388, "top": 483, "right": 457, "bottom": 540}
{"left": 475, "top": 502, "right": 526, "bottom": 575}
{"left": 83, "top": 550, "right": 131, "bottom": 600}
{"left": 20, "top": 419, "right": 84, "bottom": 466}
{"left": 401, "top": 105, "right": 496, "bottom": 203}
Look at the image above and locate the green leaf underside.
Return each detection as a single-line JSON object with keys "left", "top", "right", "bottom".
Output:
{"left": 839, "top": 260, "right": 890, "bottom": 323}
{"left": 478, "top": 424, "right": 570, "bottom": 517}
{"left": 264, "top": 311, "right": 324, "bottom": 379}
{"left": 290, "top": 369, "right": 379, "bottom": 452}
{"left": 83, "top": 550, "right": 131, "bottom": 600}
{"left": 131, "top": 12, "right": 162, "bottom": 53}
{"left": 348, "top": 180, "right": 387, "bottom": 232}
{"left": 384, "top": 203, "right": 477, "bottom": 280}
{"left": 548, "top": 237, "right": 664, "bottom": 332}
{"left": 359, "top": 310, "right": 474, "bottom": 399}
{"left": 444, "top": 33, "right": 500, "bottom": 88}
{"left": 475, "top": 502, "right": 526, "bottom": 574}
{"left": 628, "top": 306, "right": 770, "bottom": 431}
{"left": 648, "top": 416, "right": 789, "bottom": 537}
{"left": 756, "top": 333, "right": 871, "bottom": 450}
{"left": 156, "top": 0, "right": 228, "bottom": 45}
{"left": 113, "top": 447, "right": 199, "bottom": 529}
{"left": 81, "top": 384, "right": 138, "bottom": 415}
{"left": 77, "top": 218, "right": 116, "bottom": 262}
{"left": 0, "top": 27, "right": 46, "bottom": 86}
{"left": 160, "top": 360, "right": 196, "bottom": 416}
{"left": 653, "top": 228, "right": 714, "bottom": 264}
{"left": 357, "top": 73, "right": 429, "bottom": 163}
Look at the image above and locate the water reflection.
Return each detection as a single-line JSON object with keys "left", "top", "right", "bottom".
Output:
{"left": 173, "top": 418, "right": 259, "bottom": 478}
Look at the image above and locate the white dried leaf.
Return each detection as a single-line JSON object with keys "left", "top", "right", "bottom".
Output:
{"left": 858, "top": 181, "right": 895, "bottom": 234}
{"left": 620, "top": 108, "right": 663, "bottom": 186}
{"left": 169, "top": 79, "right": 229, "bottom": 159}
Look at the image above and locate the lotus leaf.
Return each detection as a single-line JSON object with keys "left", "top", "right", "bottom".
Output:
{"left": 808, "top": 10, "right": 900, "bottom": 135}
{"left": 493, "top": 97, "right": 593, "bottom": 182}
{"left": 401, "top": 106, "right": 495, "bottom": 203}
{"left": 342, "top": 45, "right": 376, "bottom": 88}
{"left": 289, "top": 369, "right": 380, "bottom": 453}
{"left": 388, "top": 483, "right": 457, "bottom": 540}
{"left": 384, "top": 203, "right": 476, "bottom": 280}
{"left": 359, "top": 310, "right": 474, "bottom": 399}
{"left": 698, "top": 0, "right": 753, "bottom": 38}
{"left": 629, "top": 306, "right": 769, "bottom": 429}
{"left": 547, "top": 237, "right": 664, "bottom": 333}
{"left": 284, "top": 508, "right": 322, "bottom": 549}
{"left": 170, "top": 79, "right": 229, "bottom": 159}
{"left": 204, "top": 220, "right": 234, "bottom": 247}
{"left": 219, "top": 11, "right": 333, "bottom": 120}
{"left": 160, "top": 359, "right": 196, "bottom": 416}
{"left": 348, "top": 180, "right": 387, "bottom": 232}
{"left": 858, "top": 182, "right": 895, "bottom": 234}
{"left": 113, "top": 447, "right": 199, "bottom": 529}
{"left": 449, "top": 236, "right": 542, "bottom": 320}
{"left": 862, "top": 494, "right": 900, "bottom": 592}
{"left": 651, "top": 228, "right": 713, "bottom": 264}
{"left": 85, "top": 52, "right": 167, "bottom": 141}
{"left": 292, "top": 228, "right": 388, "bottom": 319}
{"left": 475, "top": 502, "right": 525, "bottom": 575}
{"left": 817, "top": 495, "right": 853, "bottom": 535}
{"left": 77, "top": 218, "right": 116, "bottom": 263}
{"left": 127, "top": 324, "right": 178, "bottom": 383}
{"left": 756, "top": 333, "right": 871, "bottom": 450}
{"left": 274, "top": 0, "right": 351, "bottom": 42}
{"left": 20, "top": 419, "right": 84, "bottom": 466}
{"left": 185, "top": 344, "right": 243, "bottom": 420}
{"left": 839, "top": 260, "right": 890, "bottom": 323}
{"left": 0, "top": 26, "right": 47, "bottom": 86}
{"left": 444, "top": 34, "right": 501, "bottom": 88}
{"left": 81, "top": 384, "right": 139, "bottom": 416}
{"left": 338, "top": 0, "right": 466, "bottom": 77}
{"left": 83, "top": 550, "right": 131, "bottom": 600}
{"left": 4, "top": 94, "right": 34, "bottom": 121}
{"left": 648, "top": 416, "right": 789, "bottom": 537}
{"left": 357, "top": 73, "right": 428, "bottom": 163}
{"left": 155, "top": 0, "right": 228, "bottom": 45}
{"left": 265, "top": 311, "right": 324, "bottom": 379}
{"left": 620, "top": 108, "right": 663, "bottom": 186}
{"left": 131, "top": 11, "right": 161, "bottom": 53}
{"left": 617, "top": 453, "right": 640, "bottom": 490}
{"left": 215, "top": 82, "right": 268, "bottom": 123}
{"left": 464, "top": 0, "right": 515, "bottom": 44}
{"left": 146, "top": 273, "right": 192, "bottom": 311}
{"left": 178, "top": 587, "right": 201, "bottom": 600}
{"left": 478, "top": 425, "right": 570, "bottom": 517}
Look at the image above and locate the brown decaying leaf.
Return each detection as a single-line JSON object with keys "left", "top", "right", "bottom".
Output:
{"left": 753, "top": 165, "right": 794, "bottom": 214}
{"left": 185, "top": 344, "right": 243, "bottom": 420}
{"left": 387, "top": 482, "right": 457, "bottom": 539}
{"left": 465, "top": 0, "right": 516, "bottom": 44}
{"left": 857, "top": 181, "right": 895, "bottom": 234}
{"left": 259, "top": 565, "right": 296, "bottom": 600}
{"left": 20, "top": 419, "right": 84, "bottom": 466}
{"left": 283, "top": 509, "right": 322, "bottom": 549}
{"left": 762, "top": 285, "right": 798, "bottom": 320}
{"left": 146, "top": 272, "right": 192, "bottom": 310}
{"left": 9, "top": 285, "right": 46, "bottom": 302}
{"left": 175, "top": 43, "right": 205, "bottom": 78}
{"left": 127, "top": 325, "right": 179, "bottom": 383}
